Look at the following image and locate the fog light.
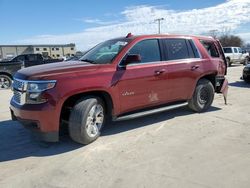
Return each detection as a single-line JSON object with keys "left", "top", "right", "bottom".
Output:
{"left": 29, "top": 93, "right": 40, "bottom": 99}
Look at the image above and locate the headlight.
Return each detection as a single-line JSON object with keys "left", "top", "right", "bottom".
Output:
{"left": 26, "top": 80, "right": 56, "bottom": 104}
{"left": 27, "top": 81, "right": 56, "bottom": 92}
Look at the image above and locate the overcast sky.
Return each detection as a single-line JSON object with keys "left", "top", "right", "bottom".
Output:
{"left": 0, "top": 0, "right": 250, "bottom": 50}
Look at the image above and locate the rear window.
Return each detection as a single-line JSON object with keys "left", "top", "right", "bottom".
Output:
{"left": 187, "top": 40, "right": 200, "bottom": 58}
{"left": 164, "top": 39, "right": 200, "bottom": 61}
{"left": 164, "top": 39, "right": 189, "bottom": 60}
{"left": 223, "top": 48, "right": 232, "bottom": 53}
{"left": 200, "top": 40, "right": 220, "bottom": 58}
{"left": 27, "top": 54, "right": 38, "bottom": 61}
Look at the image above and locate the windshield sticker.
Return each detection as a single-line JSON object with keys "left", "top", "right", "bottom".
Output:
{"left": 115, "top": 41, "right": 128, "bottom": 46}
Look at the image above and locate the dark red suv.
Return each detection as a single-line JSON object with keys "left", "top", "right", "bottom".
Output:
{"left": 10, "top": 34, "right": 228, "bottom": 144}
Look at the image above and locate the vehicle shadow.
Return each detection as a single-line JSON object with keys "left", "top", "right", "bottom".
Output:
{"left": 0, "top": 120, "right": 82, "bottom": 162}
{"left": 229, "top": 81, "right": 250, "bottom": 88}
{"left": 0, "top": 106, "right": 221, "bottom": 162}
{"left": 102, "top": 106, "right": 221, "bottom": 136}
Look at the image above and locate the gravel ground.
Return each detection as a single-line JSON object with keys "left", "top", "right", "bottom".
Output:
{"left": 0, "top": 65, "right": 250, "bottom": 188}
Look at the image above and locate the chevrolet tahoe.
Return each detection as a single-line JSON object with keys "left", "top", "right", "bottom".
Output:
{"left": 10, "top": 34, "right": 228, "bottom": 144}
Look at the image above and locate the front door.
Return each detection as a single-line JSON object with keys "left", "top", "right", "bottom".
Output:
{"left": 116, "top": 39, "right": 168, "bottom": 114}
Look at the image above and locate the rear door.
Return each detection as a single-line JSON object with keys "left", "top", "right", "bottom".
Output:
{"left": 162, "top": 38, "right": 202, "bottom": 102}
{"left": 116, "top": 39, "right": 168, "bottom": 114}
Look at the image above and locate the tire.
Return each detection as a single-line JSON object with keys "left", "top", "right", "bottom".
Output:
{"left": 244, "top": 57, "right": 249, "bottom": 65}
{"left": 226, "top": 58, "right": 231, "bottom": 67}
{"left": 69, "top": 96, "right": 105, "bottom": 144}
{"left": 0, "top": 75, "right": 12, "bottom": 89}
{"left": 243, "top": 75, "right": 250, "bottom": 83}
{"left": 188, "top": 79, "right": 215, "bottom": 113}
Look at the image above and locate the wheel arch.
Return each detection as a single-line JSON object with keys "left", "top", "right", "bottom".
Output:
{"left": 59, "top": 90, "right": 114, "bottom": 131}
{"left": 198, "top": 73, "right": 216, "bottom": 89}
{"left": 189, "top": 73, "right": 216, "bottom": 99}
{"left": 0, "top": 72, "right": 13, "bottom": 80}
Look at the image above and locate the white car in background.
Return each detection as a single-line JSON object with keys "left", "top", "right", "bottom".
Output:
{"left": 223, "top": 47, "right": 249, "bottom": 66}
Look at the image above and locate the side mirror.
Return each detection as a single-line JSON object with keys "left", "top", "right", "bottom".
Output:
{"left": 124, "top": 54, "right": 141, "bottom": 65}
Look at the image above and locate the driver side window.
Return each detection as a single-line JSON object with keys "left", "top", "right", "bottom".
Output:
{"left": 128, "top": 39, "right": 161, "bottom": 63}
{"left": 14, "top": 55, "right": 25, "bottom": 62}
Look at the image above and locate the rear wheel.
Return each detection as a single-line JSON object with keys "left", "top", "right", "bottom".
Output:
{"left": 69, "top": 97, "right": 105, "bottom": 144}
{"left": 0, "top": 75, "right": 12, "bottom": 89}
{"left": 188, "top": 79, "right": 214, "bottom": 112}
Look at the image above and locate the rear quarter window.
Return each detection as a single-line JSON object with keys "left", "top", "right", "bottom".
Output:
{"left": 200, "top": 40, "right": 220, "bottom": 58}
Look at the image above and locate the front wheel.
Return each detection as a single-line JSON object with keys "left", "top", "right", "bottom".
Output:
{"left": 226, "top": 58, "right": 231, "bottom": 67}
{"left": 244, "top": 57, "right": 249, "bottom": 65}
{"left": 188, "top": 79, "right": 215, "bottom": 112}
{"left": 69, "top": 97, "right": 105, "bottom": 144}
{"left": 0, "top": 75, "right": 12, "bottom": 89}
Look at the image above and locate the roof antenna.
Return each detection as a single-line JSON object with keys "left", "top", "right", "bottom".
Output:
{"left": 126, "top": 33, "right": 133, "bottom": 38}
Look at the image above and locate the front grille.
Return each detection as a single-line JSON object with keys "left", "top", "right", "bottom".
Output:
{"left": 12, "top": 78, "right": 27, "bottom": 105}
{"left": 13, "top": 90, "right": 22, "bottom": 104}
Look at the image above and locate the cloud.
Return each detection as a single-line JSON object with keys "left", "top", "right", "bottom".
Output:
{"left": 18, "top": 0, "right": 250, "bottom": 50}
{"left": 76, "top": 18, "right": 119, "bottom": 25}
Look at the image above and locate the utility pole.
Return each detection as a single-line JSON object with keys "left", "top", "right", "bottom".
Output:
{"left": 155, "top": 18, "right": 164, "bottom": 34}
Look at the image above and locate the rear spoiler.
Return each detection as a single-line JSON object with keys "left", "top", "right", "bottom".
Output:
{"left": 216, "top": 39, "right": 227, "bottom": 75}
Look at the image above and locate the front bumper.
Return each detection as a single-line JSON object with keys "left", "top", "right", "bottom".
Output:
{"left": 10, "top": 98, "right": 59, "bottom": 142}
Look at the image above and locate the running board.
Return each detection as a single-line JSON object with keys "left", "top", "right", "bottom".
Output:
{"left": 113, "top": 102, "right": 188, "bottom": 121}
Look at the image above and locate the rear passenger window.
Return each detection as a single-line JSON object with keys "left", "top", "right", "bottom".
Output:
{"left": 200, "top": 40, "right": 220, "bottom": 58}
{"left": 128, "top": 39, "right": 161, "bottom": 63}
{"left": 28, "top": 55, "right": 38, "bottom": 61}
{"left": 188, "top": 40, "right": 200, "bottom": 58}
{"left": 164, "top": 39, "right": 189, "bottom": 60}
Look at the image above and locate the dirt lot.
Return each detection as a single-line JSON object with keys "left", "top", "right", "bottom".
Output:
{"left": 0, "top": 65, "right": 250, "bottom": 188}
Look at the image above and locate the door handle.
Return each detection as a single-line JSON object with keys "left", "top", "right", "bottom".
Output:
{"left": 191, "top": 65, "right": 199, "bottom": 71}
{"left": 155, "top": 69, "right": 166, "bottom": 75}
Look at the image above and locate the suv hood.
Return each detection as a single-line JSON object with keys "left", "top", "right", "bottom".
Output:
{"left": 15, "top": 61, "right": 99, "bottom": 80}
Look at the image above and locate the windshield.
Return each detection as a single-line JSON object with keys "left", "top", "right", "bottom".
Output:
{"left": 79, "top": 39, "right": 130, "bottom": 64}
